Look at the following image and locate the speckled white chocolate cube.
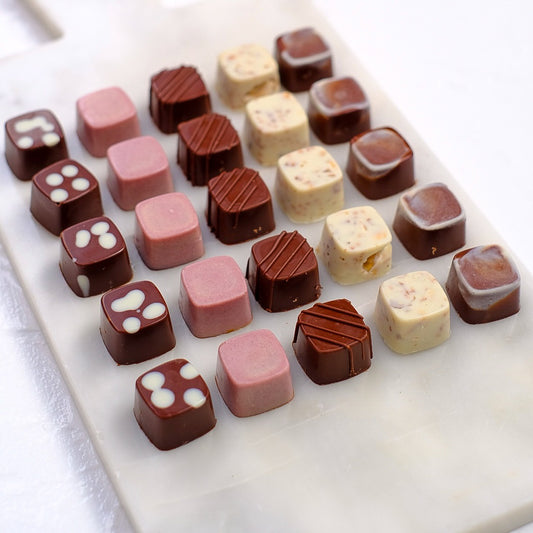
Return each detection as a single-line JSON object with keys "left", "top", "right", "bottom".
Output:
{"left": 317, "top": 205, "right": 392, "bottom": 285}
{"left": 374, "top": 270, "right": 450, "bottom": 354}
{"left": 216, "top": 43, "right": 280, "bottom": 109}
{"left": 243, "top": 91, "right": 309, "bottom": 166}
{"left": 275, "top": 145, "right": 343, "bottom": 223}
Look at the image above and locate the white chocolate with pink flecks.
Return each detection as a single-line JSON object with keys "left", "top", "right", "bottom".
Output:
{"left": 374, "top": 270, "right": 450, "bottom": 354}
{"left": 243, "top": 91, "right": 309, "bottom": 166}
{"left": 275, "top": 146, "right": 343, "bottom": 223}
{"left": 216, "top": 43, "right": 280, "bottom": 109}
{"left": 317, "top": 205, "right": 391, "bottom": 285}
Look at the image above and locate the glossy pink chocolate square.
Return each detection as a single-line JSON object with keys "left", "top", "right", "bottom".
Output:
{"left": 134, "top": 192, "right": 204, "bottom": 270}
{"left": 179, "top": 255, "right": 252, "bottom": 338}
{"left": 216, "top": 329, "right": 294, "bottom": 417}
{"left": 107, "top": 136, "right": 173, "bottom": 210}
{"left": 76, "top": 86, "right": 140, "bottom": 157}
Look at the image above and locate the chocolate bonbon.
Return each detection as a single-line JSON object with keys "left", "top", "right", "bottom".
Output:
{"left": 76, "top": 86, "right": 140, "bottom": 157}
{"left": 293, "top": 299, "right": 372, "bottom": 385}
{"left": 275, "top": 27, "right": 333, "bottom": 92}
{"left": 393, "top": 182, "right": 465, "bottom": 260}
{"left": 107, "top": 135, "right": 174, "bottom": 211}
{"left": 206, "top": 167, "right": 275, "bottom": 244}
{"left": 134, "top": 358, "right": 216, "bottom": 450}
{"left": 275, "top": 145, "right": 343, "bottom": 223}
{"left": 445, "top": 244, "right": 520, "bottom": 324}
{"left": 308, "top": 76, "right": 370, "bottom": 144}
{"left": 179, "top": 255, "right": 252, "bottom": 338}
{"left": 30, "top": 159, "right": 103, "bottom": 236}
{"left": 59, "top": 216, "right": 132, "bottom": 297}
{"left": 346, "top": 127, "right": 414, "bottom": 199}
{"left": 135, "top": 192, "right": 204, "bottom": 270}
{"left": 177, "top": 113, "right": 243, "bottom": 186}
{"left": 246, "top": 230, "right": 321, "bottom": 312}
{"left": 4, "top": 109, "right": 69, "bottom": 181}
{"left": 216, "top": 329, "right": 294, "bottom": 417}
{"left": 317, "top": 206, "right": 392, "bottom": 285}
{"left": 374, "top": 270, "right": 450, "bottom": 354}
{"left": 243, "top": 91, "right": 309, "bottom": 166}
{"left": 150, "top": 65, "right": 211, "bottom": 133}
{"left": 100, "top": 280, "right": 175, "bottom": 365}
{"left": 216, "top": 43, "right": 280, "bottom": 109}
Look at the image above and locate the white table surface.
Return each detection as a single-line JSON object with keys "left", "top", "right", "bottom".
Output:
{"left": 1, "top": 0, "right": 532, "bottom": 531}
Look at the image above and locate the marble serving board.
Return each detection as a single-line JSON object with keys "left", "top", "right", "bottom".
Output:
{"left": 1, "top": 0, "right": 533, "bottom": 531}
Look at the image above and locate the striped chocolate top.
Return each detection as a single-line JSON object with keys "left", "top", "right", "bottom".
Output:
{"left": 151, "top": 66, "right": 209, "bottom": 104}
{"left": 179, "top": 113, "right": 240, "bottom": 155}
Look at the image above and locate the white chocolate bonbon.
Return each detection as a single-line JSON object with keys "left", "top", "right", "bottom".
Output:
{"left": 275, "top": 146, "right": 343, "bottom": 223}
{"left": 317, "top": 205, "right": 392, "bottom": 285}
{"left": 374, "top": 270, "right": 450, "bottom": 354}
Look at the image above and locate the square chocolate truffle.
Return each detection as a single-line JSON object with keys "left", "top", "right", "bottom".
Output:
{"left": 308, "top": 76, "right": 370, "bottom": 144}
{"left": 346, "top": 127, "right": 414, "bottom": 199}
{"left": 275, "top": 27, "right": 333, "bottom": 92}
{"left": 275, "top": 145, "right": 343, "bottom": 223}
{"left": 216, "top": 329, "right": 294, "bottom": 417}
{"left": 206, "top": 167, "right": 275, "bottom": 244}
{"left": 177, "top": 113, "right": 243, "bottom": 186}
{"left": 59, "top": 216, "right": 132, "bottom": 297}
{"left": 100, "top": 280, "right": 175, "bottom": 365}
{"left": 149, "top": 65, "right": 212, "bottom": 134}
{"left": 244, "top": 91, "right": 309, "bottom": 166}
{"left": 293, "top": 299, "right": 372, "bottom": 385}
{"left": 445, "top": 244, "right": 520, "bottom": 324}
{"left": 246, "top": 230, "right": 321, "bottom": 312}
{"left": 216, "top": 43, "right": 280, "bottom": 109}
{"left": 134, "top": 358, "right": 216, "bottom": 450}
{"left": 374, "top": 270, "right": 450, "bottom": 354}
{"left": 393, "top": 182, "right": 465, "bottom": 260}
{"left": 317, "top": 206, "right": 392, "bottom": 285}
{"left": 76, "top": 86, "right": 140, "bottom": 157}
{"left": 179, "top": 255, "right": 252, "bottom": 338}
{"left": 4, "top": 109, "right": 69, "bottom": 181}
{"left": 134, "top": 192, "right": 204, "bottom": 270}
{"left": 30, "top": 159, "right": 103, "bottom": 236}
{"left": 107, "top": 135, "right": 174, "bottom": 211}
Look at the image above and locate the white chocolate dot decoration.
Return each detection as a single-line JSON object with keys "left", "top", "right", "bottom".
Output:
{"left": 141, "top": 371, "right": 176, "bottom": 409}
{"left": 123, "top": 316, "right": 141, "bottom": 334}
{"left": 42, "top": 132, "right": 60, "bottom": 146}
{"left": 77, "top": 275, "right": 90, "bottom": 297}
{"left": 75, "top": 229, "right": 91, "bottom": 248}
{"left": 142, "top": 371, "right": 165, "bottom": 390}
{"left": 72, "top": 178, "right": 90, "bottom": 191}
{"left": 14, "top": 115, "right": 59, "bottom": 148}
{"left": 45, "top": 173, "right": 63, "bottom": 186}
{"left": 143, "top": 302, "right": 165, "bottom": 320}
{"left": 61, "top": 164, "right": 78, "bottom": 177}
{"left": 91, "top": 221, "right": 110, "bottom": 235}
{"left": 111, "top": 289, "right": 146, "bottom": 312}
{"left": 183, "top": 388, "right": 206, "bottom": 408}
{"left": 16, "top": 136, "right": 33, "bottom": 149}
{"left": 43, "top": 163, "right": 92, "bottom": 203}
{"left": 50, "top": 189, "right": 68, "bottom": 203}
{"left": 180, "top": 362, "right": 200, "bottom": 380}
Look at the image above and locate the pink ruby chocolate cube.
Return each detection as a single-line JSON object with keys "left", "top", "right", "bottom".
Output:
{"left": 179, "top": 255, "right": 252, "bottom": 338}
{"left": 107, "top": 136, "right": 174, "bottom": 210}
{"left": 76, "top": 86, "right": 140, "bottom": 157}
{"left": 134, "top": 192, "right": 204, "bottom": 270}
{"left": 216, "top": 329, "right": 294, "bottom": 417}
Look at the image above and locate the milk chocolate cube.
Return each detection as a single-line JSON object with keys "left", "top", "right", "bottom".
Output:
{"left": 179, "top": 255, "right": 252, "bottom": 338}
{"left": 4, "top": 109, "right": 69, "bottom": 181}
{"left": 293, "top": 299, "right": 372, "bottom": 385}
{"left": 445, "top": 244, "right": 520, "bottom": 324}
{"left": 76, "top": 86, "right": 140, "bottom": 157}
{"left": 347, "top": 127, "right": 414, "bottom": 199}
{"left": 206, "top": 167, "right": 275, "bottom": 244}
{"left": 308, "top": 76, "right": 370, "bottom": 144}
{"left": 177, "top": 113, "right": 243, "bottom": 186}
{"left": 393, "top": 182, "right": 465, "bottom": 259}
{"left": 150, "top": 65, "right": 212, "bottom": 133}
{"left": 59, "top": 216, "right": 132, "bottom": 297}
{"left": 216, "top": 329, "right": 294, "bottom": 417}
{"left": 246, "top": 230, "right": 321, "bottom": 312}
{"left": 100, "top": 280, "right": 175, "bottom": 365}
{"left": 244, "top": 91, "right": 309, "bottom": 166}
{"left": 30, "top": 159, "right": 103, "bottom": 235}
{"left": 134, "top": 358, "right": 216, "bottom": 450}
{"left": 107, "top": 136, "right": 174, "bottom": 210}
{"left": 216, "top": 43, "right": 280, "bottom": 109}
{"left": 317, "top": 206, "right": 392, "bottom": 285}
{"left": 134, "top": 192, "right": 204, "bottom": 270}
{"left": 374, "top": 271, "right": 450, "bottom": 354}
{"left": 275, "top": 145, "right": 343, "bottom": 223}
{"left": 275, "top": 27, "right": 333, "bottom": 92}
